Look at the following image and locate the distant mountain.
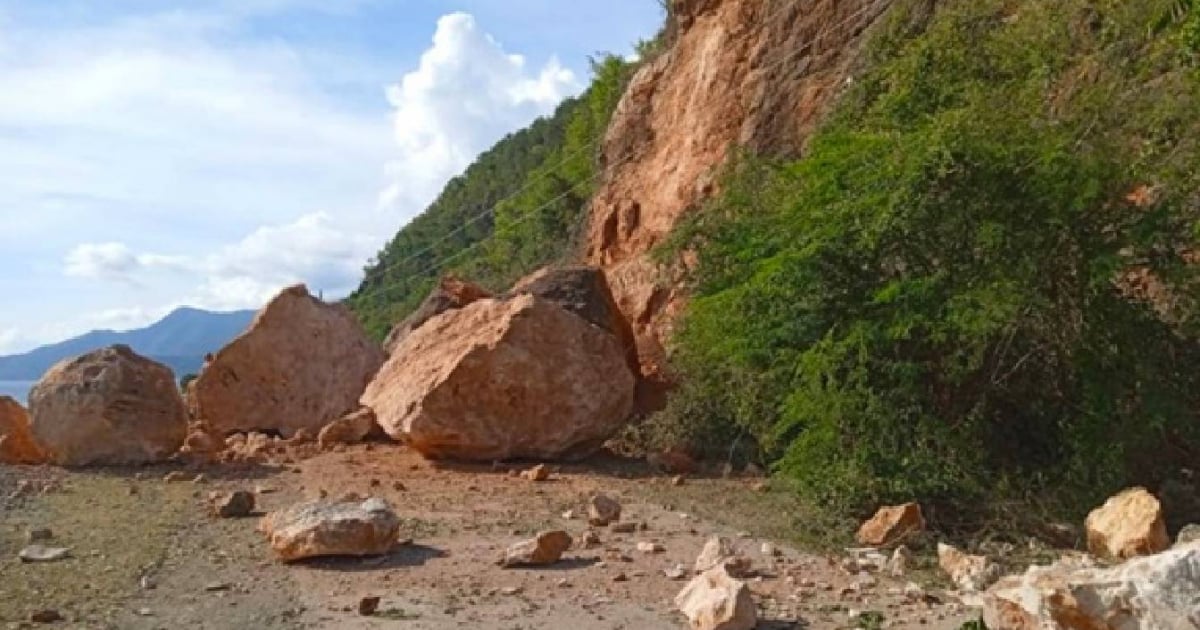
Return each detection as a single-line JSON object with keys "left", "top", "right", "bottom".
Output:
{"left": 0, "top": 307, "right": 256, "bottom": 381}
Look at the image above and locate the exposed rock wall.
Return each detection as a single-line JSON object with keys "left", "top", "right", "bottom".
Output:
{"left": 584, "top": 0, "right": 896, "bottom": 385}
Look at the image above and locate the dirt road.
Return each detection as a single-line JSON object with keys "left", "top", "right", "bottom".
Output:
{"left": 2, "top": 445, "right": 977, "bottom": 629}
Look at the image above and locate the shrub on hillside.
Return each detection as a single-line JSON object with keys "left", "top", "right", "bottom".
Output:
{"left": 653, "top": 0, "right": 1200, "bottom": 523}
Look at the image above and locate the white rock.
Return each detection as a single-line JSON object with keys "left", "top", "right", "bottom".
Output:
{"left": 984, "top": 542, "right": 1200, "bottom": 629}
{"left": 674, "top": 566, "right": 757, "bottom": 630}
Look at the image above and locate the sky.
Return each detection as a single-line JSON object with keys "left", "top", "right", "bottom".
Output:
{"left": 0, "top": 0, "right": 664, "bottom": 354}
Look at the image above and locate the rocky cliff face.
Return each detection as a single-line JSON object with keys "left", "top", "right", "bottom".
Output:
{"left": 584, "top": 0, "right": 897, "bottom": 387}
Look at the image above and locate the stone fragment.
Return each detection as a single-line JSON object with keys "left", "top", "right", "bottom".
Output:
{"left": 211, "top": 490, "right": 256, "bottom": 518}
{"left": 260, "top": 497, "right": 400, "bottom": 562}
{"left": 588, "top": 494, "right": 622, "bottom": 526}
{"left": 499, "top": 531, "right": 573, "bottom": 568}
{"left": 938, "top": 543, "right": 1001, "bottom": 593}
{"left": 856, "top": 503, "right": 924, "bottom": 547}
{"left": 1084, "top": 487, "right": 1170, "bottom": 560}
{"left": 318, "top": 407, "right": 380, "bottom": 449}
{"left": 695, "top": 536, "right": 752, "bottom": 578}
{"left": 674, "top": 566, "right": 758, "bottom": 630}
{"left": 19, "top": 544, "right": 71, "bottom": 563}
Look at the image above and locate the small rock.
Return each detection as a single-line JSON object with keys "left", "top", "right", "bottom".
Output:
{"left": 357, "top": 596, "right": 380, "bottom": 616}
{"left": 164, "top": 471, "right": 189, "bottom": 483}
{"left": 664, "top": 564, "right": 688, "bottom": 580}
{"left": 140, "top": 575, "right": 157, "bottom": 590}
{"left": 26, "top": 527, "right": 53, "bottom": 543}
{"left": 637, "top": 541, "right": 665, "bottom": 554}
{"left": 581, "top": 530, "right": 602, "bottom": 548}
{"left": 611, "top": 522, "right": 637, "bottom": 534}
{"left": 1177, "top": 523, "right": 1200, "bottom": 546}
{"left": 695, "top": 536, "right": 752, "bottom": 577}
{"left": 888, "top": 545, "right": 912, "bottom": 577}
{"left": 760, "top": 542, "right": 778, "bottom": 557}
{"left": 261, "top": 498, "right": 400, "bottom": 562}
{"left": 675, "top": 566, "right": 757, "bottom": 630}
{"left": 521, "top": 464, "right": 550, "bottom": 481}
{"left": 500, "top": 586, "right": 522, "bottom": 596}
{"left": 671, "top": 475, "right": 686, "bottom": 486}
{"left": 29, "top": 609, "right": 62, "bottom": 624}
{"left": 612, "top": 572, "right": 629, "bottom": 582}
{"left": 136, "top": 608, "right": 152, "bottom": 617}
{"left": 205, "top": 582, "right": 232, "bottom": 592}
{"left": 1085, "top": 487, "right": 1169, "bottom": 560}
{"left": 562, "top": 509, "right": 576, "bottom": 520}
{"left": 192, "top": 473, "right": 207, "bottom": 484}
{"left": 255, "top": 484, "right": 278, "bottom": 494}
{"left": 18, "top": 544, "right": 71, "bottom": 563}
{"left": 751, "top": 481, "right": 769, "bottom": 493}
{"left": 499, "top": 531, "right": 573, "bottom": 568}
{"left": 937, "top": 543, "right": 1000, "bottom": 593}
{"left": 588, "top": 494, "right": 622, "bottom": 526}
{"left": 856, "top": 503, "right": 925, "bottom": 547}
{"left": 210, "top": 490, "right": 256, "bottom": 518}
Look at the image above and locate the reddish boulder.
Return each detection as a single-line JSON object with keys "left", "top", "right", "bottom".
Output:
{"left": 28, "top": 345, "right": 186, "bottom": 465}
{"left": 362, "top": 294, "right": 635, "bottom": 461}
{"left": 383, "top": 276, "right": 491, "bottom": 355}
{"left": 190, "top": 285, "right": 384, "bottom": 438}
{"left": 0, "top": 396, "right": 45, "bottom": 464}
{"left": 856, "top": 503, "right": 925, "bottom": 547}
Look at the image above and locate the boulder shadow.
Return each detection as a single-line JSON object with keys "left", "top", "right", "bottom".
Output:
{"left": 297, "top": 543, "right": 446, "bottom": 572}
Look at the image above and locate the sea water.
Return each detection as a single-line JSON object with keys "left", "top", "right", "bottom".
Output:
{"left": 0, "top": 381, "right": 35, "bottom": 405}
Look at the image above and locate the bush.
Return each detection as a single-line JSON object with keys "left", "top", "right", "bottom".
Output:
{"left": 656, "top": 0, "right": 1200, "bottom": 523}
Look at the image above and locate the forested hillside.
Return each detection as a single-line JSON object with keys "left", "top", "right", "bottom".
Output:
{"left": 650, "top": 0, "right": 1200, "bottom": 525}
{"left": 347, "top": 55, "right": 640, "bottom": 340}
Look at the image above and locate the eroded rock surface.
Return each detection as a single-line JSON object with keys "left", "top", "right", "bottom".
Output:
{"left": 190, "top": 285, "right": 384, "bottom": 438}
{"left": 363, "top": 294, "right": 635, "bottom": 461}
{"left": 382, "top": 276, "right": 491, "bottom": 355}
{"left": 0, "top": 396, "right": 45, "bottom": 464}
{"left": 28, "top": 345, "right": 187, "bottom": 466}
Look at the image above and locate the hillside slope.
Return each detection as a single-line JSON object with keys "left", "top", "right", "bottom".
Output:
{"left": 0, "top": 307, "right": 255, "bottom": 379}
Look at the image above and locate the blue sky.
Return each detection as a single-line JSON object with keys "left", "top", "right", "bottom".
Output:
{"left": 0, "top": 0, "right": 664, "bottom": 354}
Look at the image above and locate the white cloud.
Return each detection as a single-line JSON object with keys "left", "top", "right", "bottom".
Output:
{"left": 379, "top": 12, "right": 581, "bottom": 210}
{"left": 54, "top": 12, "right": 584, "bottom": 314}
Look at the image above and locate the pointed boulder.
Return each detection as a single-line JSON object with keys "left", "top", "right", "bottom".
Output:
{"left": 190, "top": 285, "right": 384, "bottom": 438}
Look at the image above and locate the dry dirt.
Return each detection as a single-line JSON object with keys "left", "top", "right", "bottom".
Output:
{"left": 2, "top": 445, "right": 979, "bottom": 629}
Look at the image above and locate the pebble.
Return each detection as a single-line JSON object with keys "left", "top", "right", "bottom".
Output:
{"left": 29, "top": 610, "right": 62, "bottom": 624}
{"left": 357, "top": 596, "right": 381, "bottom": 616}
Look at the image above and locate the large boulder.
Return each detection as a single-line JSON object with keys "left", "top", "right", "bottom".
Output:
{"left": 383, "top": 276, "right": 491, "bottom": 355}
{"left": 260, "top": 497, "right": 400, "bottom": 562}
{"left": 1085, "top": 487, "right": 1170, "bottom": 560}
{"left": 190, "top": 285, "right": 384, "bottom": 438}
{"left": 0, "top": 397, "right": 46, "bottom": 464}
{"left": 362, "top": 294, "right": 636, "bottom": 461}
{"left": 675, "top": 565, "right": 758, "bottom": 630}
{"left": 28, "top": 345, "right": 187, "bottom": 466}
{"left": 983, "top": 542, "right": 1200, "bottom": 629}
{"left": 509, "top": 266, "right": 639, "bottom": 376}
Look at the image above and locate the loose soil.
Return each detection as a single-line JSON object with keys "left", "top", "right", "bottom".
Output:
{"left": 1, "top": 445, "right": 978, "bottom": 629}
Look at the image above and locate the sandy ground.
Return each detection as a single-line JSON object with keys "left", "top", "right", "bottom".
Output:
{"left": 1, "top": 445, "right": 978, "bottom": 629}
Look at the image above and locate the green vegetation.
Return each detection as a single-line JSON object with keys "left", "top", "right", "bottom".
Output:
{"left": 346, "top": 55, "right": 639, "bottom": 340}
{"left": 650, "top": 0, "right": 1200, "bottom": 526}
